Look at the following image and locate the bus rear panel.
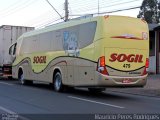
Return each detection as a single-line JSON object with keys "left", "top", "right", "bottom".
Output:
{"left": 95, "top": 16, "right": 149, "bottom": 87}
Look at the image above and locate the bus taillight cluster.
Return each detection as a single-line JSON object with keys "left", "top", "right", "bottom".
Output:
{"left": 97, "top": 56, "right": 109, "bottom": 75}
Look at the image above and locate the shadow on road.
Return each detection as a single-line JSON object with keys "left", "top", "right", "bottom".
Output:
{"left": 23, "top": 82, "right": 134, "bottom": 100}
{"left": 0, "top": 78, "right": 135, "bottom": 101}
{"left": 66, "top": 88, "right": 135, "bottom": 100}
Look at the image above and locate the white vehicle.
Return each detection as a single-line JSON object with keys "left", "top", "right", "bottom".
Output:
{"left": 0, "top": 25, "right": 34, "bottom": 78}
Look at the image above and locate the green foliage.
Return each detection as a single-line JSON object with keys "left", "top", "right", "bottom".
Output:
{"left": 137, "top": 0, "right": 160, "bottom": 23}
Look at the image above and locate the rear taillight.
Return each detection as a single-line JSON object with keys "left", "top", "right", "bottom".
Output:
{"left": 141, "top": 18, "right": 147, "bottom": 23}
{"left": 142, "top": 58, "right": 149, "bottom": 76}
{"left": 97, "top": 56, "right": 109, "bottom": 75}
{"left": 104, "top": 15, "right": 109, "bottom": 20}
{"left": 100, "top": 56, "right": 105, "bottom": 67}
{"left": 145, "top": 58, "right": 149, "bottom": 68}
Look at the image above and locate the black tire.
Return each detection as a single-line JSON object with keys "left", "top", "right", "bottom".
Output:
{"left": 88, "top": 88, "right": 105, "bottom": 93}
{"left": 18, "top": 70, "right": 33, "bottom": 85}
{"left": 65, "top": 86, "right": 75, "bottom": 92}
{"left": 8, "top": 76, "right": 12, "bottom": 80}
{"left": 26, "top": 80, "right": 33, "bottom": 85}
{"left": 53, "top": 72, "right": 64, "bottom": 92}
{"left": 18, "top": 70, "right": 26, "bottom": 85}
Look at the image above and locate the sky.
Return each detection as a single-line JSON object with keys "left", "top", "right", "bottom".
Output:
{"left": 0, "top": 0, "right": 143, "bottom": 28}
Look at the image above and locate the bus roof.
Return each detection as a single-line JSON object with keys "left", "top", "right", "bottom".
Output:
{"left": 19, "top": 15, "right": 144, "bottom": 40}
{"left": 20, "top": 16, "right": 100, "bottom": 39}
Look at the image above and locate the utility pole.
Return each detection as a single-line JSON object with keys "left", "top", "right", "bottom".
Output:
{"left": 64, "top": 0, "right": 69, "bottom": 22}
{"left": 98, "top": 0, "right": 99, "bottom": 15}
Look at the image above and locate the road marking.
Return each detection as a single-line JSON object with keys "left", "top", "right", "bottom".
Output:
{"left": 0, "top": 106, "right": 30, "bottom": 120}
{"left": 0, "top": 82, "right": 14, "bottom": 86}
{"left": 68, "top": 96, "right": 125, "bottom": 109}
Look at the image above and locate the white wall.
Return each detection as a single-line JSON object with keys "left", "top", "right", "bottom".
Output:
{"left": 0, "top": 26, "right": 34, "bottom": 65}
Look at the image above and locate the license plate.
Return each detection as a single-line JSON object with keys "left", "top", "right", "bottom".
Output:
{"left": 122, "top": 78, "right": 132, "bottom": 83}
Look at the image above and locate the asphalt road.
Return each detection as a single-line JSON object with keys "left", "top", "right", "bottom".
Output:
{"left": 0, "top": 78, "right": 159, "bottom": 120}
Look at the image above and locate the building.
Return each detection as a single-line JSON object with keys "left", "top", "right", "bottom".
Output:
{"left": 149, "top": 24, "right": 160, "bottom": 74}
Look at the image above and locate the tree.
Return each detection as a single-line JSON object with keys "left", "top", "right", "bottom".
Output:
{"left": 137, "top": 0, "right": 160, "bottom": 23}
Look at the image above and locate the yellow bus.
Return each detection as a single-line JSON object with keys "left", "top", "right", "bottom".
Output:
{"left": 9, "top": 15, "right": 149, "bottom": 92}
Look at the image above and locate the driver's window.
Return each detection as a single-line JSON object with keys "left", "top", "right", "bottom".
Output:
{"left": 9, "top": 47, "right": 12, "bottom": 55}
{"left": 9, "top": 43, "right": 17, "bottom": 56}
{"left": 13, "top": 43, "right": 17, "bottom": 55}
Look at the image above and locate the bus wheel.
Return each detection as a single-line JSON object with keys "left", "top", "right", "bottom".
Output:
{"left": 54, "top": 72, "right": 63, "bottom": 92}
{"left": 18, "top": 70, "right": 26, "bottom": 85}
{"left": 88, "top": 88, "right": 106, "bottom": 93}
{"left": 8, "top": 76, "right": 12, "bottom": 80}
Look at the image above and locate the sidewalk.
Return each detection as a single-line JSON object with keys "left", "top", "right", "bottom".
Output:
{"left": 108, "top": 74, "right": 160, "bottom": 97}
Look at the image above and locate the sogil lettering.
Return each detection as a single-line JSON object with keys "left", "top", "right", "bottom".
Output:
{"left": 33, "top": 56, "right": 46, "bottom": 64}
{"left": 109, "top": 53, "right": 143, "bottom": 63}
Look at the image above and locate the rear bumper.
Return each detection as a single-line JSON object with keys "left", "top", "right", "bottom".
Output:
{"left": 0, "top": 65, "right": 12, "bottom": 77}
{"left": 2, "top": 74, "right": 12, "bottom": 77}
{"left": 95, "top": 72, "right": 147, "bottom": 87}
{"left": 0, "top": 67, "right": 3, "bottom": 76}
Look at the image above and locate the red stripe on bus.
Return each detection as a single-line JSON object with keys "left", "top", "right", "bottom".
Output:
{"left": 111, "top": 36, "right": 143, "bottom": 40}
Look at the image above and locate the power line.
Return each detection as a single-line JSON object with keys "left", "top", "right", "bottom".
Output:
{"left": 70, "top": 0, "right": 142, "bottom": 18}
{"left": 33, "top": 1, "right": 141, "bottom": 28}
{"left": 0, "top": 0, "right": 21, "bottom": 14}
{"left": 99, "top": 6, "right": 141, "bottom": 14}
{"left": 69, "top": 0, "right": 124, "bottom": 9}
{"left": 45, "top": 0, "right": 64, "bottom": 21}
{"left": 99, "top": 0, "right": 141, "bottom": 10}
{"left": 31, "top": 0, "right": 67, "bottom": 27}
{"left": 70, "top": 6, "right": 140, "bottom": 16}
{"left": 24, "top": 3, "right": 64, "bottom": 26}
{"left": 0, "top": 0, "right": 142, "bottom": 27}
{"left": 37, "top": 6, "right": 140, "bottom": 27}
{"left": 35, "top": 18, "right": 62, "bottom": 29}
{"left": 71, "top": 0, "right": 141, "bottom": 13}
{"left": 36, "top": 6, "right": 141, "bottom": 28}
{"left": 0, "top": 0, "right": 38, "bottom": 19}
